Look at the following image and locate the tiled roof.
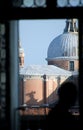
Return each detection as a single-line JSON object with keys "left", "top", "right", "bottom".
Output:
{"left": 20, "top": 65, "right": 72, "bottom": 76}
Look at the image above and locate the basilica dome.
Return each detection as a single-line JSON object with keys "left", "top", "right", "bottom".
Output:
{"left": 46, "top": 19, "right": 78, "bottom": 61}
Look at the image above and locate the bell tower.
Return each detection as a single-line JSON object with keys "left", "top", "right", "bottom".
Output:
{"left": 19, "top": 40, "right": 25, "bottom": 68}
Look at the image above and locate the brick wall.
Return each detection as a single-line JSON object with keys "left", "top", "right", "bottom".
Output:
{"left": 48, "top": 59, "right": 79, "bottom": 71}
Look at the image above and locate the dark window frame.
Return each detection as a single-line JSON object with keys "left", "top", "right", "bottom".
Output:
{"left": 70, "top": 61, "right": 74, "bottom": 71}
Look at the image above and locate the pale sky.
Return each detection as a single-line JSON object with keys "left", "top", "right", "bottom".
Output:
{"left": 19, "top": 19, "right": 66, "bottom": 67}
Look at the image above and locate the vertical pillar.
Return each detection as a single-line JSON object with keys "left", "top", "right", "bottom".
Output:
{"left": 43, "top": 74, "right": 47, "bottom": 104}
{"left": 9, "top": 20, "right": 19, "bottom": 130}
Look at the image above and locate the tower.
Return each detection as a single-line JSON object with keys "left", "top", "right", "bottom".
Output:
{"left": 19, "top": 40, "right": 25, "bottom": 68}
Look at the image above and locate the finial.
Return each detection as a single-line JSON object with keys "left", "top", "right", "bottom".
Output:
{"left": 64, "top": 19, "right": 78, "bottom": 33}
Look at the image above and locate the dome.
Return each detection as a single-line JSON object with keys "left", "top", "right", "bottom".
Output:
{"left": 47, "top": 32, "right": 78, "bottom": 59}
{"left": 46, "top": 19, "right": 78, "bottom": 60}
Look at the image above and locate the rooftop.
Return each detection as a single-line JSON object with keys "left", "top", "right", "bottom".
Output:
{"left": 20, "top": 65, "right": 72, "bottom": 76}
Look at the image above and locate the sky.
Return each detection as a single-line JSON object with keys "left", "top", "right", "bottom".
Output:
{"left": 19, "top": 19, "right": 66, "bottom": 67}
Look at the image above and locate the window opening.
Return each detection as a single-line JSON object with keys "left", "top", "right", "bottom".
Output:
{"left": 17, "top": 18, "right": 79, "bottom": 130}
{"left": 70, "top": 61, "right": 74, "bottom": 71}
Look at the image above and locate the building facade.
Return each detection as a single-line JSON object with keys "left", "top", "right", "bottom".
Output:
{"left": 19, "top": 19, "right": 79, "bottom": 114}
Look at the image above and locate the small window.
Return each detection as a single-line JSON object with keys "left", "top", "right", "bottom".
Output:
{"left": 70, "top": 61, "right": 74, "bottom": 71}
